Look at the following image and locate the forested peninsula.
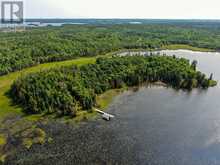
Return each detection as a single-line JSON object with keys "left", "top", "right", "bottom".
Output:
{"left": 10, "top": 56, "right": 217, "bottom": 117}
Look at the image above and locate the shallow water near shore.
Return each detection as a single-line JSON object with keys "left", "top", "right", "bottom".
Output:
{"left": 6, "top": 50, "right": 220, "bottom": 165}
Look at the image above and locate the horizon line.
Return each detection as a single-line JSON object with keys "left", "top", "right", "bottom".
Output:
{"left": 24, "top": 18, "right": 220, "bottom": 20}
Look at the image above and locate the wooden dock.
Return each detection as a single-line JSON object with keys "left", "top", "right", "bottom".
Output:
{"left": 94, "top": 108, "right": 115, "bottom": 120}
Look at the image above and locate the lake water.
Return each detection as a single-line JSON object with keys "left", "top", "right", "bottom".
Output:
{"left": 6, "top": 50, "right": 220, "bottom": 165}
{"left": 109, "top": 50, "right": 220, "bottom": 164}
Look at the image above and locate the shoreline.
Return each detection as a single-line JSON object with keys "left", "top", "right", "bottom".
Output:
{"left": 160, "top": 44, "right": 215, "bottom": 52}
{"left": 0, "top": 47, "right": 218, "bottom": 120}
{"left": 112, "top": 44, "right": 216, "bottom": 55}
{"left": 96, "top": 81, "right": 168, "bottom": 111}
{"left": 0, "top": 48, "right": 218, "bottom": 162}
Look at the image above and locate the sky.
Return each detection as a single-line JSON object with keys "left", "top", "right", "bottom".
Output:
{"left": 23, "top": 0, "right": 220, "bottom": 19}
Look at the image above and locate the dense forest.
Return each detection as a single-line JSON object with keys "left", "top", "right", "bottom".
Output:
{"left": 10, "top": 56, "right": 217, "bottom": 117}
{"left": 1, "top": 24, "right": 220, "bottom": 75}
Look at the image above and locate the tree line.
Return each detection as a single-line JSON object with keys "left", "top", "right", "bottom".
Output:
{"left": 1, "top": 24, "right": 220, "bottom": 75}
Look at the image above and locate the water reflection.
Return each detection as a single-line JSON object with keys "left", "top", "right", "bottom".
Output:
{"left": 109, "top": 50, "right": 220, "bottom": 164}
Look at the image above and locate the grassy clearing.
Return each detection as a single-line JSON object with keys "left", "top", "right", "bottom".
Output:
{"left": 162, "top": 44, "right": 214, "bottom": 52}
{"left": 0, "top": 56, "right": 98, "bottom": 119}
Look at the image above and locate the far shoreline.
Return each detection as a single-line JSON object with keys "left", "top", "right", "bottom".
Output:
{"left": 161, "top": 44, "right": 215, "bottom": 52}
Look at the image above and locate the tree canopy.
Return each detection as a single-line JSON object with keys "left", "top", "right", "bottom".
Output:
{"left": 10, "top": 56, "right": 217, "bottom": 117}
{"left": 1, "top": 24, "right": 220, "bottom": 75}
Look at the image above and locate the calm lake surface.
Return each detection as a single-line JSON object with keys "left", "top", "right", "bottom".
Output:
{"left": 110, "top": 50, "right": 220, "bottom": 164}
{"left": 6, "top": 50, "right": 220, "bottom": 165}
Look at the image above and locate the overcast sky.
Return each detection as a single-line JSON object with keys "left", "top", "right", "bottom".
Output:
{"left": 24, "top": 0, "right": 220, "bottom": 19}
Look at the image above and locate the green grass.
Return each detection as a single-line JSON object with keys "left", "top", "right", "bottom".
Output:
{"left": 0, "top": 134, "right": 6, "bottom": 146}
{"left": 0, "top": 134, "right": 6, "bottom": 163}
{"left": 96, "top": 89, "right": 125, "bottom": 110}
{"left": 162, "top": 44, "right": 214, "bottom": 52}
{"left": 0, "top": 56, "right": 98, "bottom": 119}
